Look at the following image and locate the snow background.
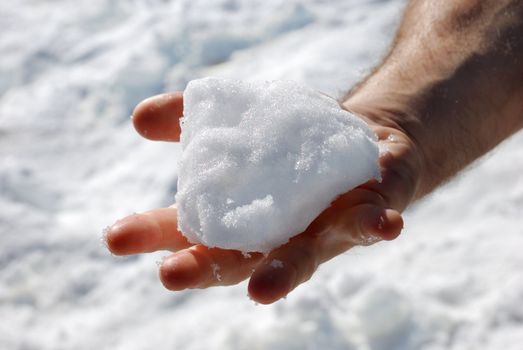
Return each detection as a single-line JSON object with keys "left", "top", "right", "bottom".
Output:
{"left": 1, "top": 0, "right": 522, "bottom": 349}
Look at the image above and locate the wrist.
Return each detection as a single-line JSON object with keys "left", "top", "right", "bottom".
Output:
{"left": 343, "top": 0, "right": 523, "bottom": 202}
{"left": 342, "top": 92, "right": 427, "bottom": 208}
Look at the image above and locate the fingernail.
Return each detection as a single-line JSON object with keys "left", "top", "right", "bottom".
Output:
{"left": 110, "top": 213, "right": 140, "bottom": 230}
{"left": 101, "top": 226, "right": 111, "bottom": 248}
{"left": 104, "top": 213, "right": 151, "bottom": 254}
{"left": 356, "top": 209, "right": 383, "bottom": 245}
{"left": 160, "top": 253, "right": 200, "bottom": 290}
{"left": 248, "top": 263, "right": 294, "bottom": 304}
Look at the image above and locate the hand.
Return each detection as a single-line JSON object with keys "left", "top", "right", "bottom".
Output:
{"left": 105, "top": 91, "right": 421, "bottom": 304}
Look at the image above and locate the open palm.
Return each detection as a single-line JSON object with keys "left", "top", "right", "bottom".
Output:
{"left": 106, "top": 91, "right": 419, "bottom": 304}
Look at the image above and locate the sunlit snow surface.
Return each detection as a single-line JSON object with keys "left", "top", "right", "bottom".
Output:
{"left": 1, "top": 1, "right": 523, "bottom": 349}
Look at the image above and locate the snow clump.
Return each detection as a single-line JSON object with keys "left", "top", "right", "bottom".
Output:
{"left": 176, "top": 77, "right": 379, "bottom": 253}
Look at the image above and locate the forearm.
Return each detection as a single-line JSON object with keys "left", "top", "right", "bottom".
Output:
{"left": 344, "top": 0, "right": 523, "bottom": 198}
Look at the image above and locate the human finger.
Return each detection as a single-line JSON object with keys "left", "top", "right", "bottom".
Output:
{"left": 159, "top": 245, "right": 263, "bottom": 290}
{"left": 247, "top": 203, "right": 403, "bottom": 304}
{"left": 105, "top": 207, "right": 191, "bottom": 255}
{"left": 132, "top": 92, "right": 183, "bottom": 141}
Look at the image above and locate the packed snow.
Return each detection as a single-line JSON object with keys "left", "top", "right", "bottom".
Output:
{"left": 1, "top": 0, "right": 523, "bottom": 349}
{"left": 177, "top": 77, "right": 379, "bottom": 252}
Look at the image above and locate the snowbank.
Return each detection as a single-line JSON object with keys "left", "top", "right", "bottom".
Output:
{"left": 1, "top": 0, "right": 522, "bottom": 349}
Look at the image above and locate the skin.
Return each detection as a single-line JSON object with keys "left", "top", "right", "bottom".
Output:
{"left": 106, "top": 0, "right": 523, "bottom": 304}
